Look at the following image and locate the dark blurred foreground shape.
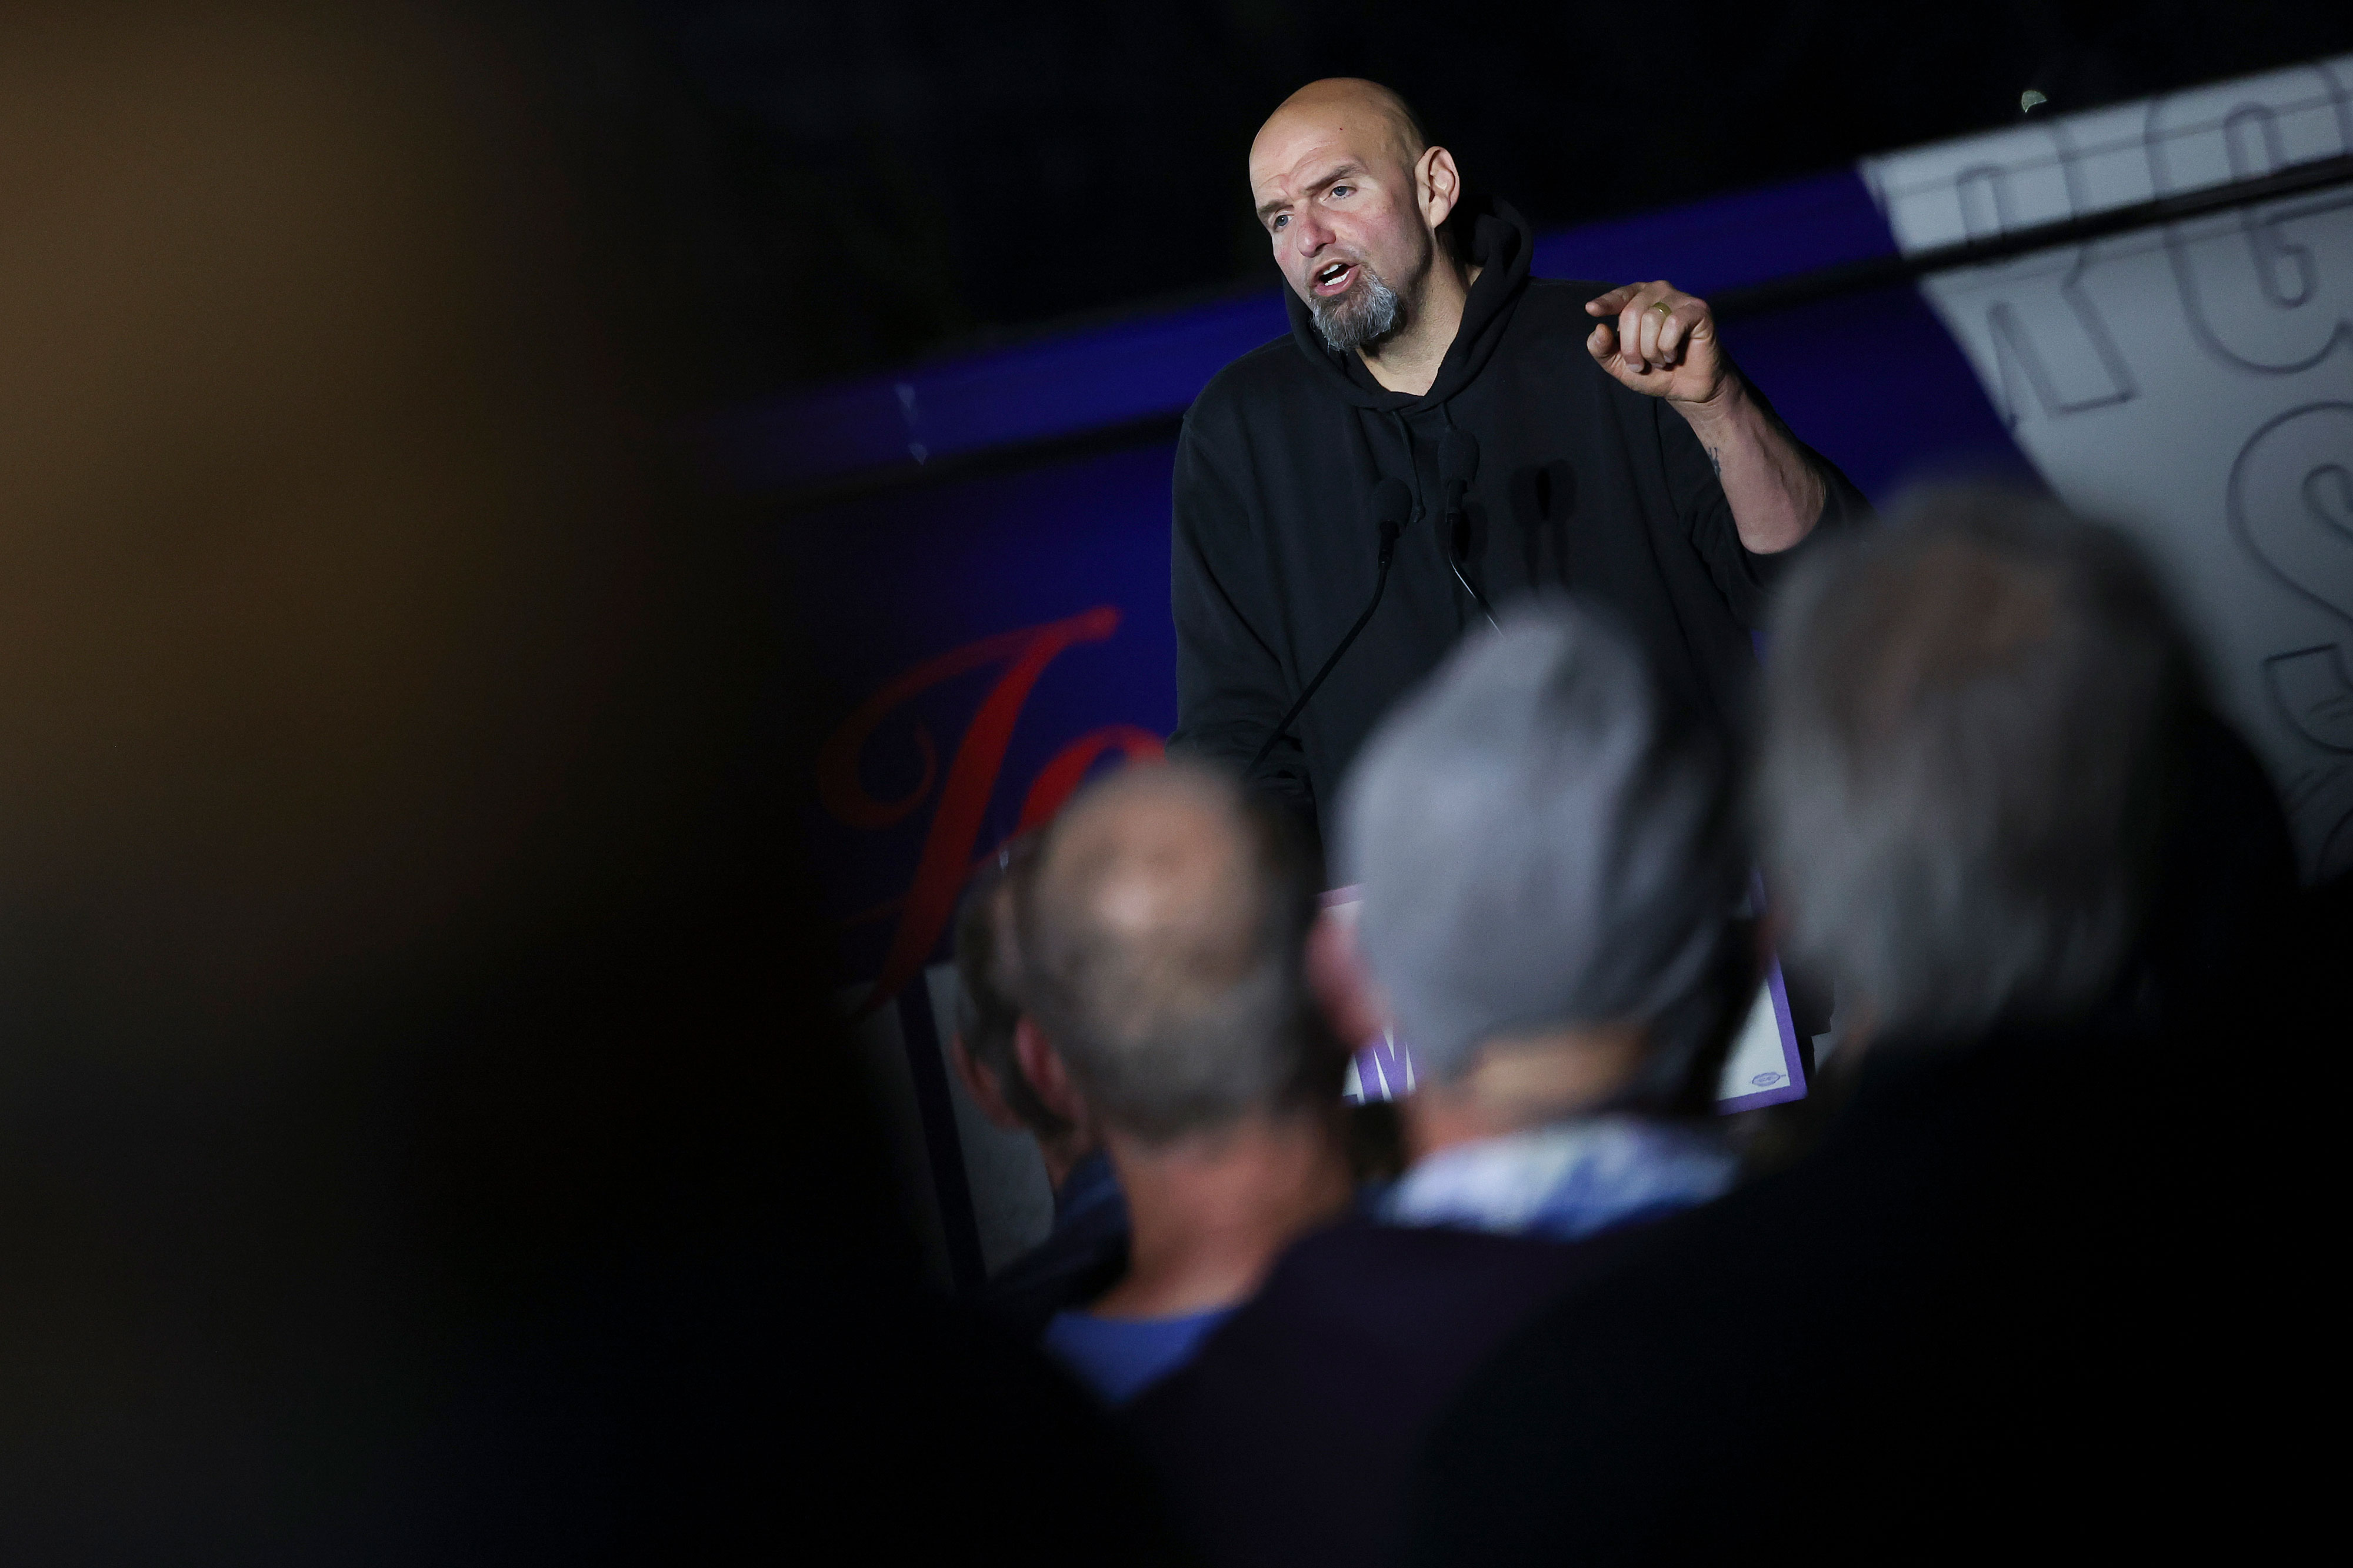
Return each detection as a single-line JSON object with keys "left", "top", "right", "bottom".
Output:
{"left": 0, "top": 3, "right": 1174, "bottom": 1557}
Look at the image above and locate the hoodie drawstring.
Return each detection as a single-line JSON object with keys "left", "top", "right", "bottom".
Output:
{"left": 1375, "top": 401, "right": 1497, "bottom": 633}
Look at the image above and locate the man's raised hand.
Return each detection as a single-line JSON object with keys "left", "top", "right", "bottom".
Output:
{"left": 1584, "top": 281, "right": 1733, "bottom": 409}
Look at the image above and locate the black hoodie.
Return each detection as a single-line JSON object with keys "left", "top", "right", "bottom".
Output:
{"left": 1168, "top": 202, "right": 1868, "bottom": 854}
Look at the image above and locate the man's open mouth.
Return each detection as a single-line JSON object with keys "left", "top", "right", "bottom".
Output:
{"left": 1312, "top": 261, "right": 1358, "bottom": 297}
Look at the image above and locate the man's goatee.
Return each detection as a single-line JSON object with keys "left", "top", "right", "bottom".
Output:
{"left": 1312, "top": 265, "right": 1405, "bottom": 353}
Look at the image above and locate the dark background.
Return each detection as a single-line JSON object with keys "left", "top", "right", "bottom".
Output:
{"left": 542, "top": 0, "right": 2353, "bottom": 406}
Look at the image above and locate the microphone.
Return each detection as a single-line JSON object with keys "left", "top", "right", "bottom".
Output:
{"left": 1438, "top": 429, "right": 1498, "bottom": 628}
{"left": 1247, "top": 478, "right": 1413, "bottom": 778}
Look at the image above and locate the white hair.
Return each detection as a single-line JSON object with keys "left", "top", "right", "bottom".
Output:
{"left": 1757, "top": 488, "right": 2194, "bottom": 1045}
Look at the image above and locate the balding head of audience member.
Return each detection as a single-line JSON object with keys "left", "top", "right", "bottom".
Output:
{"left": 1020, "top": 762, "right": 1333, "bottom": 1144}
{"left": 1758, "top": 486, "right": 2198, "bottom": 1052}
{"left": 1341, "top": 601, "right": 1749, "bottom": 1143}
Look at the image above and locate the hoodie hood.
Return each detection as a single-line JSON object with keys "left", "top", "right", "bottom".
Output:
{"left": 1284, "top": 198, "right": 1534, "bottom": 411}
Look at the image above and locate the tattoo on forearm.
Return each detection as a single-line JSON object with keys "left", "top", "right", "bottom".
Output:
{"left": 1705, "top": 443, "right": 1722, "bottom": 477}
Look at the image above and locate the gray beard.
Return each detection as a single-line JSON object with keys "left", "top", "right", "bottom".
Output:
{"left": 1311, "top": 263, "right": 1405, "bottom": 353}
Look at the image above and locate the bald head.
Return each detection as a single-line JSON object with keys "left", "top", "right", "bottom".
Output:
{"left": 1252, "top": 78, "right": 1427, "bottom": 176}
{"left": 1248, "top": 78, "right": 1465, "bottom": 349}
{"left": 1018, "top": 762, "right": 1327, "bottom": 1142}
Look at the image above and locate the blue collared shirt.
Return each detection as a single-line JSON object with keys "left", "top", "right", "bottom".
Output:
{"left": 1381, "top": 1116, "right": 1735, "bottom": 1242}
{"left": 1041, "top": 1302, "right": 1239, "bottom": 1405}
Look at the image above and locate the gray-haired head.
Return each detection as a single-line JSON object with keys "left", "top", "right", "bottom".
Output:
{"left": 1339, "top": 599, "right": 1747, "bottom": 1101}
{"left": 1757, "top": 486, "right": 2195, "bottom": 1046}
{"left": 1017, "top": 760, "right": 1331, "bottom": 1143}
{"left": 951, "top": 835, "right": 1067, "bottom": 1137}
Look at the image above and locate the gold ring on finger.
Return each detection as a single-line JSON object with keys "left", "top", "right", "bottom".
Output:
{"left": 1649, "top": 301, "right": 1672, "bottom": 316}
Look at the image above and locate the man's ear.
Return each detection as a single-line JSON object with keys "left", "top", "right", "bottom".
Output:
{"left": 1014, "top": 1016, "right": 1087, "bottom": 1126}
{"left": 946, "top": 1033, "right": 1028, "bottom": 1132}
{"left": 1416, "top": 145, "right": 1462, "bottom": 234}
{"left": 1307, "top": 907, "right": 1388, "bottom": 1049}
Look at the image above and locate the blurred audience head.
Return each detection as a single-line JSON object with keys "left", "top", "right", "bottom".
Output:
{"left": 1340, "top": 600, "right": 1748, "bottom": 1128}
{"left": 950, "top": 836, "right": 1095, "bottom": 1182}
{"left": 1758, "top": 485, "right": 2198, "bottom": 1049}
{"left": 953, "top": 839, "right": 1058, "bottom": 1128}
{"left": 1018, "top": 760, "right": 1333, "bottom": 1145}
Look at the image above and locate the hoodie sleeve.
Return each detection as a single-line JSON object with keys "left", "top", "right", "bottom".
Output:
{"left": 1168, "top": 415, "right": 1318, "bottom": 826}
{"left": 1658, "top": 383, "right": 1872, "bottom": 632}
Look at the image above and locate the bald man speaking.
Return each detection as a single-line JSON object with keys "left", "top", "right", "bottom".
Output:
{"left": 1169, "top": 79, "right": 1867, "bottom": 859}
